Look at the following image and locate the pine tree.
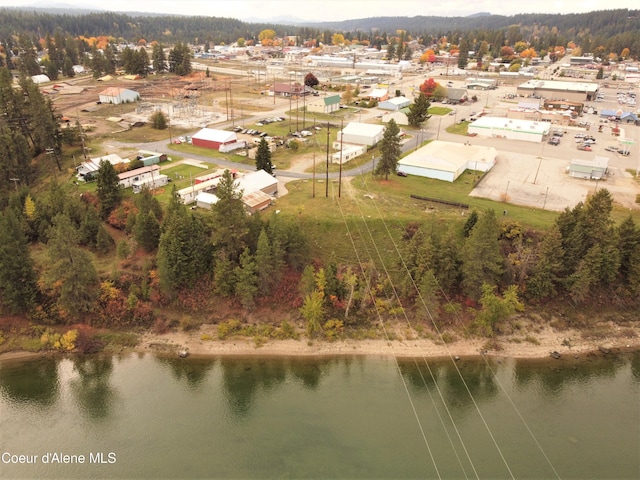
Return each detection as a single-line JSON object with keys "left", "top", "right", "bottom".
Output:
{"left": 211, "top": 170, "right": 248, "bottom": 262}
{"left": 157, "top": 212, "right": 212, "bottom": 295}
{"left": 0, "top": 209, "right": 38, "bottom": 313}
{"left": 46, "top": 214, "right": 99, "bottom": 315}
{"left": 407, "top": 93, "right": 431, "bottom": 127}
{"left": 255, "top": 138, "right": 273, "bottom": 174}
{"left": 255, "top": 228, "right": 274, "bottom": 295}
{"left": 96, "top": 160, "right": 122, "bottom": 220}
{"left": 133, "top": 211, "right": 161, "bottom": 252}
{"left": 617, "top": 215, "right": 639, "bottom": 282}
{"left": 95, "top": 225, "right": 114, "bottom": 254}
{"left": 526, "top": 225, "right": 565, "bottom": 300}
{"left": 461, "top": 209, "right": 504, "bottom": 299}
{"left": 375, "top": 119, "right": 401, "bottom": 180}
{"left": 234, "top": 248, "right": 258, "bottom": 310}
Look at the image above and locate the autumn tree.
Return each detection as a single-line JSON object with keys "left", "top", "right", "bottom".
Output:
{"left": 332, "top": 33, "right": 345, "bottom": 46}
{"left": 341, "top": 84, "right": 354, "bottom": 104}
{"left": 259, "top": 29, "right": 276, "bottom": 46}
{"left": 304, "top": 72, "right": 319, "bottom": 88}
{"left": 419, "top": 49, "right": 436, "bottom": 64}
{"left": 374, "top": 119, "right": 401, "bottom": 180}
{"left": 419, "top": 78, "right": 440, "bottom": 98}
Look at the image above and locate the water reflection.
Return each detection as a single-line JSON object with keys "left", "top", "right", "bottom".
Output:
{"left": 220, "top": 358, "right": 287, "bottom": 418}
{"left": 399, "top": 358, "right": 499, "bottom": 413}
{"left": 70, "top": 355, "right": 116, "bottom": 420}
{"left": 155, "top": 356, "right": 215, "bottom": 390}
{"left": 514, "top": 353, "right": 625, "bottom": 395}
{"left": 0, "top": 357, "right": 59, "bottom": 406}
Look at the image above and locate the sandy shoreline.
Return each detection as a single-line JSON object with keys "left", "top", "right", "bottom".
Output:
{"left": 2, "top": 323, "right": 638, "bottom": 363}
{"left": 135, "top": 323, "right": 640, "bottom": 360}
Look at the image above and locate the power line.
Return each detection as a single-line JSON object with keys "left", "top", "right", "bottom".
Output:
{"left": 355, "top": 169, "right": 561, "bottom": 480}
{"left": 331, "top": 181, "right": 478, "bottom": 479}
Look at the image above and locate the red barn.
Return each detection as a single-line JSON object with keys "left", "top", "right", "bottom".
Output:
{"left": 191, "top": 128, "right": 238, "bottom": 150}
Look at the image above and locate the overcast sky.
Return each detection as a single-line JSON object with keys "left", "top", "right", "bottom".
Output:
{"left": 7, "top": 0, "right": 633, "bottom": 22}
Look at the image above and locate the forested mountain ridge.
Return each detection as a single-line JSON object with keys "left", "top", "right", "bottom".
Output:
{"left": 0, "top": 8, "right": 638, "bottom": 58}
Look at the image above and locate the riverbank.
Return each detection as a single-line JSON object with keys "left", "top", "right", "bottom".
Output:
{"left": 136, "top": 322, "right": 640, "bottom": 360}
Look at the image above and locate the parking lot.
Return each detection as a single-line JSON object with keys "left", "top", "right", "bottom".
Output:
{"left": 402, "top": 71, "right": 640, "bottom": 212}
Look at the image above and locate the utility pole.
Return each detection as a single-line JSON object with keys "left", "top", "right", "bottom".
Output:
{"left": 312, "top": 152, "right": 316, "bottom": 198}
{"left": 338, "top": 119, "right": 343, "bottom": 198}
{"left": 325, "top": 122, "right": 330, "bottom": 198}
{"left": 9, "top": 178, "right": 19, "bottom": 191}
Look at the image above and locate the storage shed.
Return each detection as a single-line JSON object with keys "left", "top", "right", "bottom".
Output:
{"left": 468, "top": 117, "right": 550, "bottom": 143}
{"left": 195, "top": 192, "right": 219, "bottom": 210}
{"left": 337, "top": 122, "right": 385, "bottom": 147}
{"left": 398, "top": 141, "right": 496, "bottom": 182}
{"left": 191, "top": 128, "right": 238, "bottom": 151}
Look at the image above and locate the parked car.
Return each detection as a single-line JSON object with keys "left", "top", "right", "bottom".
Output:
{"left": 396, "top": 171, "right": 408, "bottom": 177}
{"left": 548, "top": 137, "right": 560, "bottom": 145}
{"left": 618, "top": 149, "right": 630, "bottom": 156}
{"left": 577, "top": 144, "right": 592, "bottom": 151}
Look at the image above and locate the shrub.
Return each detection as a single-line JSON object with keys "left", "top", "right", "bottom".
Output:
{"left": 217, "top": 319, "right": 242, "bottom": 339}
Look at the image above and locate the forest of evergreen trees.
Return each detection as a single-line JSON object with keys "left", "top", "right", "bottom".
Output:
{"left": 0, "top": 8, "right": 639, "bottom": 58}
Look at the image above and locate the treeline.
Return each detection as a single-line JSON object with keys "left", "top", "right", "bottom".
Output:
{"left": 1, "top": 167, "right": 639, "bottom": 337}
{"left": 0, "top": 167, "right": 311, "bottom": 328}
{"left": 0, "top": 8, "right": 639, "bottom": 58}
{"left": 0, "top": 68, "right": 63, "bottom": 192}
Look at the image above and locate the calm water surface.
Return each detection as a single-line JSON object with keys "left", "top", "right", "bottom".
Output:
{"left": 0, "top": 351, "right": 638, "bottom": 479}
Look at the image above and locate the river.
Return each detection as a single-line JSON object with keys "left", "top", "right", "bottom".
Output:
{"left": 1, "top": 352, "right": 638, "bottom": 479}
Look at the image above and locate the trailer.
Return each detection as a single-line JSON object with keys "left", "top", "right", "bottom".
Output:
{"left": 132, "top": 174, "right": 169, "bottom": 193}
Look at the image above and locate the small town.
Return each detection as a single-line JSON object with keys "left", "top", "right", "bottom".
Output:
{"left": 1, "top": 3, "right": 639, "bottom": 479}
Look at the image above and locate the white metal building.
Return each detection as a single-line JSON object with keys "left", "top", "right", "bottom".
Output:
{"left": 337, "top": 122, "right": 385, "bottom": 146}
{"left": 468, "top": 117, "right": 551, "bottom": 143}
{"left": 378, "top": 96, "right": 411, "bottom": 111}
{"left": 568, "top": 156, "right": 609, "bottom": 180}
{"left": 98, "top": 87, "right": 140, "bottom": 104}
{"left": 195, "top": 192, "right": 219, "bottom": 210}
{"left": 398, "top": 141, "right": 497, "bottom": 182}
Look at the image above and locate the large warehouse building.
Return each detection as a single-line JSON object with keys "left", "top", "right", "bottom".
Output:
{"left": 516, "top": 79, "right": 599, "bottom": 102}
{"left": 398, "top": 141, "right": 497, "bottom": 182}
{"left": 191, "top": 128, "right": 238, "bottom": 150}
{"left": 468, "top": 117, "right": 551, "bottom": 143}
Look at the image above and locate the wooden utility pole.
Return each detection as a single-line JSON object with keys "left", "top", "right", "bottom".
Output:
{"left": 325, "top": 122, "right": 330, "bottom": 198}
